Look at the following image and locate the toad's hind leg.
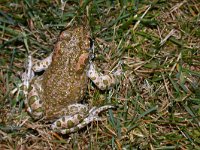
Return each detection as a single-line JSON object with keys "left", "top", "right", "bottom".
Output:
{"left": 23, "top": 53, "right": 53, "bottom": 119}
{"left": 52, "top": 105, "right": 115, "bottom": 134}
{"left": 51, "top": 104, "right": 89, "bottom": 131}
{"left": 26, "top": 76, "right": 44, "bottom": 119}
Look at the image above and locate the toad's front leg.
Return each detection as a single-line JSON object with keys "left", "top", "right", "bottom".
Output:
{"left": 26, "top": 77, "right": 44, "bottom": 119}
{"left": 87, "top": 62, "right": 121, "bottom": 90}
{"left": 22, "top": 52, "right": 53, "bottom": 87}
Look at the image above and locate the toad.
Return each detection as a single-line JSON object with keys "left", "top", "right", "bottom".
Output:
{"left": 23, "top": 26, "right": 120, "bottom": 134}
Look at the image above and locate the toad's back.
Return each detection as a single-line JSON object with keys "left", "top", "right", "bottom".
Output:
{"left": 41, "top": 27, "right": 90, "bottom": 120}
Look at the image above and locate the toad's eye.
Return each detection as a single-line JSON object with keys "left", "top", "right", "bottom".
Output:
{"left": 60, "top": 30, "right": 71, "bottom": 40}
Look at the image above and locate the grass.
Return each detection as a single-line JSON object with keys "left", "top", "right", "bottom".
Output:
{"left": 0, "top": 0, "right": 200, "bottom": 149}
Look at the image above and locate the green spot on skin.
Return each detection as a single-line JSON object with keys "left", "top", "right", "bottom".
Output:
{"left": 64, "top": 129, "right": 70, "bottom": 134}
{"left": 29, "top": 96, "right": 37, "bottom": 105}
{"left": 91, "top": 76, "right": 96, "bottom": 81}
{"left": 77, "top": 114, "right": 84, "bottom": 121}
{"left": 28, "top": 85, "right": 33, "bottom": 92}
{"left": 67, "top": 120, "right": 75, "bottom": 128}
{"left": 35, "top": 107, "right": 43, "bottom": 113}
{"left": 103, "top": 79, "right": 109, "bottom": 85}
{"left": 56, "top": 121, "right": 61, "bottom": 127}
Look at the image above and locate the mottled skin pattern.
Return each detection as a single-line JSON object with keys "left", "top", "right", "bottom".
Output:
{"left": 41, "top": 27, "right": 89, "bottom": 120}
{"left": 24, "top": 26, "right": 119, "bottom": 134}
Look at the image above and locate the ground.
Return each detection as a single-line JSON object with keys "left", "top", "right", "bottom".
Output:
{"left": 0, "top": 0, "right": 200, "bottom": 149}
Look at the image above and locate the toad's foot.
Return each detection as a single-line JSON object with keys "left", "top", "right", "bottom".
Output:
{"left": 51, "top": 105, "right": 115, "bottom": 134}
